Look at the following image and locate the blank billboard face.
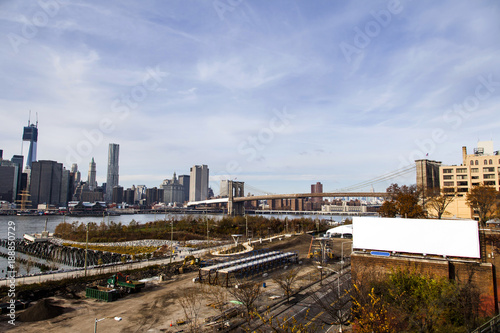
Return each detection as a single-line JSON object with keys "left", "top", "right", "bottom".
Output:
{"left": 353, "top": 217, "right": 480, "bottom": 258}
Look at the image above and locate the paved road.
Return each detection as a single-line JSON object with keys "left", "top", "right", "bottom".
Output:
{"left": 246, "top": 265, "right": 351, "bottom": 332}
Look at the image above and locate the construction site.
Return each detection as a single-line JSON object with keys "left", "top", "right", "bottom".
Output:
{"left": 0, "top": 233, "right": 352, "bottom": 332}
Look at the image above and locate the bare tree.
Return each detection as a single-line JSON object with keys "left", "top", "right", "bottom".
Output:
{"left": 178, "top": 285, "right": 205, "bottom": 332}
{"left": 227, "top": 281, "right": 262, "bottom": 323}
{"left": 310, "top": 274, "right": 352, "bottom": 329}
{"left": 272, "top": 266, "right": 302, "bottom": 303}
{"left": 425, "top": 187, "right": 455, "bottom": 219}
{"left": 204, "top": 284, "right": 230, "bottom": 323}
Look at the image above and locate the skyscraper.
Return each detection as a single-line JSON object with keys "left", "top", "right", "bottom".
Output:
{"left": 87, "top": 157, "right": 97, "bottom": 190}
{"left": 22, "top": 116, "right": 38, "bottom": 169}
{"left": 30, "top": 160, "right": 63, "bottom": 208}
{"left": 311, "top": 182, "right": 323, "bottom": 203}
{"left": 189, "top": 165, "right": 209, "bottom": 202}
{"left": 0, "top": 160, "right": 19, "bottom": 202}
{"left": 105, "top": 143, "right": 119, "bottom": 202}
{"left": 178, "top": 175, "right": 190, "bottom": 203}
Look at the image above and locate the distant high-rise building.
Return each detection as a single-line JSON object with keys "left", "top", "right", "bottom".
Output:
{"left": 11, "top": 155, "right": 24, "bottom": 200}
{"left": 189, "top": 165, "right": 209, "bottom": 202}
{"left": 60, "top": 167, "right": 71, "bottom": 206}
{"left": 161, "top": 172, "right": 185, "bottom": 205}
{"left": 30, "top": 160, "right": 63, "bottom": 208}
{"left": 124, "top": 188, "right": 135, "bottom": 205}
{"left": 112, "top": 186, "right": 124, "bottom": 204}
{"left": 311, "top": 182, "right": 323, "bottom": 203}
{"left": 134, "top": 185, "right": 146, "bottom": 203}
{"left": 22, "top": 115, "right": 38, "bottom": 169}
{"left": 0, "top": 160, "right": 19, "bottom": 202}
{"left": 178, "top": 175, "right": 190, "bottom": 203}
{"left": 146, "top": 187, "right": 164, "bottom": 207}
{"left": 88, "top": 157, "right": 97, "bottom": 190}
{"left": 105, "top": 143, "right": 119, "bottom": 202}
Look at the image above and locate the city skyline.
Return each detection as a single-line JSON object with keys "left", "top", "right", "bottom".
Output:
{"left": 1, "top": 1, "right": 499, "bottom": 194}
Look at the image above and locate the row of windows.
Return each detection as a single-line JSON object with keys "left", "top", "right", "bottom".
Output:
{"left": 443, "top": 167, "right": 499, "bottom": 173}
{"left": 470, "top": 159, "right": 499, "bottom": 166}
{"left": 443, "top": 180, "right": 498, "bottom": 187}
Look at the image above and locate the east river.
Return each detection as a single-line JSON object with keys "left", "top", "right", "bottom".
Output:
{"left": 0, "top": 213, "right": 345, "bottom": 277}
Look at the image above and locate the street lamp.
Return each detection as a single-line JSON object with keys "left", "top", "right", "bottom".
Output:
{"left": 94, "top": 316, "right": 122, "bottom": 333}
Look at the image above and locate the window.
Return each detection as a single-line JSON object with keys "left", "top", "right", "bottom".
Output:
{"left": 490, "top": 159, "right": 493, "bottom": 165}
{"left": 443, "top": 169, "right": 453, "bottom": 174}
{"left": 484, "top": 167, "right": 495, "bottom": 172}
{"left": 457, "top": 175, "right": 468, "bottom": 179}
{"left": 484, "top": 174, "right": 496, "bottom": 179}
{"left": 484, "top": 160, "right": 488, "bottom": 165}
{"left": 472, "top": 176, "right": 479, "bottom": 180}
{"left": 456, "top": 168, "right": 467, "bottom": 173}
{"left": 443, "top": 175, "right": 454, "bottom": 180}
{"left": 471, "top": 168, "right": 479, "bottom": 173}
{"left": 443, "top": 181, "right": 455, "bottom": 187}
{"left": 470, "top": 160, "right": 474, "bottom": 166}
{"left": 457, "top": 181, "right": 468, "bottom": 186}
{"left": 475, "top": 160, "right": 479, "bottom": 165}
{"left": 484, "top": 181, "right": 496, "bottom": 186}
{"left": 458, "top": 188, "right": 468, "bottom": 192}
{"left": 472, "top": 182, "right": 480, "bottom": 186}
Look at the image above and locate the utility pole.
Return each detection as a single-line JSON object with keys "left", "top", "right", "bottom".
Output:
{"left": 170, "top": 219, "right": 173, "bottom": 264}
{"left": 85, "top": 223, "right": 89, "bottom": 277}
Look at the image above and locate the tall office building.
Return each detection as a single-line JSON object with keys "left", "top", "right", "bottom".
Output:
{"left": 0, "top": 160, "right": 19, "bottom": 202}
{"left": 22, "top": 116, "right": 38, "bottom": 169}
{"left": 30, "top": 160, "right": 63, "bottom": 208}
{"left": 161, "top": 172, "right": 185, "bottom": 205}
{"left": 311, "top": 182, "right": 323, "bottom": 203}
{"left": 178, "top": 175, "right": 190, "bottom": 203}
{"left": 189, "top": 165, "right": 209, "bottom": 202}
{"left": 60, "top": 167, "right": 71, "bottom": 206}
{"left": 87, "top": 157, "right": 97, "bottom": 190}
{"left": 105, "top": 143, "right": 119, "bottom": 202}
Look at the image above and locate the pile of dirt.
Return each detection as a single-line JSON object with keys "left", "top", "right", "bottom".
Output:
{"left": 17, "top": 298, "right": 65, "bottom": 322}
{"left": 254, "top": 234, "right": 313, "bottom": 257}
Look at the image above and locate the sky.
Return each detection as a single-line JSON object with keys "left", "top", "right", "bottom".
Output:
{"left": 1, "top": 0, "right": 500, "bottom": 196}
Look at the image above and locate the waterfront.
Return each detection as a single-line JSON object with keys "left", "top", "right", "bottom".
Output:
{"left": 0, "top": 213, "right": 346, "bottom": 277}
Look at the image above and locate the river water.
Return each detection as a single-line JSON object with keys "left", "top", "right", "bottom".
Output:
{"left": 0, "top": 213, "right": 345, "bottom": 277}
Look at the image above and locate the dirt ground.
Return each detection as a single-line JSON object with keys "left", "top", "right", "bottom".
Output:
{"left": 0, "top": 234, "right": 350, "bottom": 332}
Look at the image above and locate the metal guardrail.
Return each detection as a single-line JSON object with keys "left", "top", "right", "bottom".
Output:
{"left": 471, "top": 313, "right": 500, "bottom": 333}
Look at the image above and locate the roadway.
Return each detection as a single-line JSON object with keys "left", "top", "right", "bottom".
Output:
{"left": 246, "top": 266, "right": 351, "bottom": 332}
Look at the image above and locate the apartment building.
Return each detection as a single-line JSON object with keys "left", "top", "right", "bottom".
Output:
{"left": 439, "top": 141, "right": 500, "bottom": 219}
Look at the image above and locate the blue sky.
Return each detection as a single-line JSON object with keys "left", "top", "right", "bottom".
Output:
{"left": 1, "top": 0, "right": 499, "bottom": 195}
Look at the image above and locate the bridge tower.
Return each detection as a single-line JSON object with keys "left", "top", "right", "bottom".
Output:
{"left": 227, "top": 180, "right": 245, "bottom": 216}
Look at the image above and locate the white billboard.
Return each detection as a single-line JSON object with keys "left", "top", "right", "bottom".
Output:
{"left": 352, "top": 217, "right": 480, "bottom": 258}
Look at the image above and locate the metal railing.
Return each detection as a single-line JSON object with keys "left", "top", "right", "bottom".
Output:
{"left": 472, "top": 313, "right": 500, "bottom": 333}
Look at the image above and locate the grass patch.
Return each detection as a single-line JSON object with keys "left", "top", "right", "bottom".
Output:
{"left": 62, "top": 243, "right": 159, "bottom": 256}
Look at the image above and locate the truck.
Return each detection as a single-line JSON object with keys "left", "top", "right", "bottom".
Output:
{"left": 107, "top": 272, "right": 145, "bottom": 293}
